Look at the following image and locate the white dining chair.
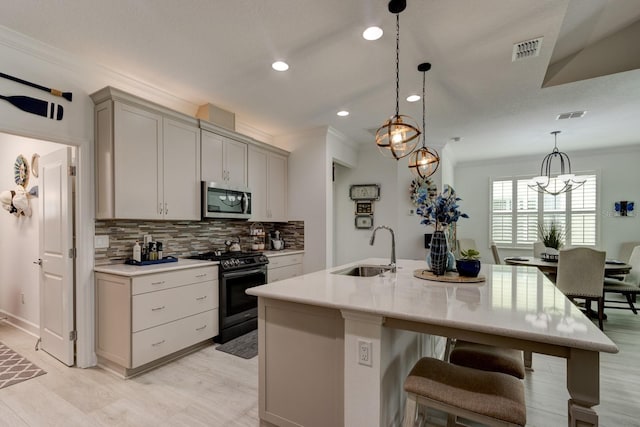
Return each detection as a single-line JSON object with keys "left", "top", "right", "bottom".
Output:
{"left": 456, "top": 238, "right": 477, "bottom": 258}
{"left": 533, "top": 241, "right": 545, "bottom": 258}
{"left": 556, "top": 247, "right": 606, "bottom": 330}
{"left": 491, "top": 242, "right": 501, "bottom": 264}
{"left": 604, "top": 245, "right": 640, "bottom": 314}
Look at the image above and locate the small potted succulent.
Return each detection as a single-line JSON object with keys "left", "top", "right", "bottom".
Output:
{"left": 456, "top": 248, "right": 481, "bottom": 277}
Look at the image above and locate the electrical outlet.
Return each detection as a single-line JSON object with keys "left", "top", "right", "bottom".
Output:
{"left": 94, "top": 235, "right": 109, "bottom": 249}
{"left": 357, "top": 339, "right": 372, "bottom": 366}
{"left": 20, "top": 293, "right": 25, "bottom": 304}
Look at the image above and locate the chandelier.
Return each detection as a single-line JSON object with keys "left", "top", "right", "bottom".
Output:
{"left": 375, "top": 0, "right": 420, "bottom": 160}
{"left": 408, "top": 62, "right": 440, "bottom": 178}
{"left": 528, "top": 131, "right": 586, "bottom": 196}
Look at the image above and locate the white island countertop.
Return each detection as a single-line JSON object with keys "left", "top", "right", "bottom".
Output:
{"left": 248, "top": 257, "right": 618, "bottom": 354}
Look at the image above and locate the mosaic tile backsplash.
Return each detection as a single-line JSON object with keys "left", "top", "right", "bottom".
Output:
{"left": 95, "top": 219, "right": 304, "bottom": 265}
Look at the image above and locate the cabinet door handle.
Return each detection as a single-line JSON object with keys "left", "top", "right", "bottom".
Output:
{"left": 151, "top": 305, "right": 166, "bottom": 311}
{"left": 151, "top": 280, "right": 165, "bottom": 285}
{"left": 151, "top": 339, "right": 166, "bottom": 347}
{"left": 196, "top": 295, "right": 207, "bottom": 301}
{"left": 195, "top": 273, "right": 207, "bottom": 278}
{"left": 195, "top": 325, "right": 207, "bottom": 331}
{"left": 159, "top": 202, "right": 163, "bottom": 214}
{"left": 164, "top": 202, "right": 168, "bottom": 215}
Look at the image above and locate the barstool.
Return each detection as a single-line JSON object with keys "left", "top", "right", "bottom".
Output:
{"left": 403, "top": 357, "right": 526, "bottom": 427}
{"left": 449, "top": 340, "right": 525, "bottom": 379}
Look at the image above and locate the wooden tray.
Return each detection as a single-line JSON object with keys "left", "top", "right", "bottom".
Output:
{"left": 413, "top": 269, "right": 485, "bottom": 283}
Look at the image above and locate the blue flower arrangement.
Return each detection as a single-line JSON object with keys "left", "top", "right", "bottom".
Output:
{"left": 416, "top": 184, "right": 468, "bottom": 230}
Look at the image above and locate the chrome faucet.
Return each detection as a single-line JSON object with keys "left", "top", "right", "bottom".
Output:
{"left": 369, "top": 225, "right": 396, "bottom": 272}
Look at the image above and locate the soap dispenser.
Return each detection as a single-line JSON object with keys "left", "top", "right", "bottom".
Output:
{"left": 133, "top": 241, "right": 141, "bottom": 263}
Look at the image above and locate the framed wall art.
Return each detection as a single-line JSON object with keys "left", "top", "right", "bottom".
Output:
{"left": 614, "top": 201, "right": 635, "bottom": 217}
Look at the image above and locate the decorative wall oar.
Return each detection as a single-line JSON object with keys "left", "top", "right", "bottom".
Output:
{"left": 0, "top": 72, "right": 72, "bottom": 102}
{"left": 0, "top": 94, "right": 63, "bottom": 120}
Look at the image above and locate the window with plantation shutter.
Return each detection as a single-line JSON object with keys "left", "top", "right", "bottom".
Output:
{"left": 490, "top": 174, "right": 598, "bottom": 248}
{"left": 491, "top": 180, "right": 512, "bottom": 245}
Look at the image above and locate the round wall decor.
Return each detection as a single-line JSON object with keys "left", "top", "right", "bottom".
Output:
{"left": 14, "top": 154, "right": 29, "bottom": 188}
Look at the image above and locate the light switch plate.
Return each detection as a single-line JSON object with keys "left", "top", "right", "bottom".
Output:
{"left": 94, "top": 235, "right": 109, "bottom": 249}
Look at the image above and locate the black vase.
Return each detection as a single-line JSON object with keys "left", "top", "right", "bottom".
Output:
{"left": 429, "top": 230, "right": 448, "bottom": 276}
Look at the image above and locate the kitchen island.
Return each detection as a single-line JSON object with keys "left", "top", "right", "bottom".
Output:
{"left": 247, "top": 258, "right": 618, "bottom": 427}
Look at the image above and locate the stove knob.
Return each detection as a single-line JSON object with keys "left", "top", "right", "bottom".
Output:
{"left": 222, "top": 260, "right": 230, "bottom": 269}
{"left": 234, "top": 259, "right": 240, "bottom": 266}
{"left": 259, "top": 255, "right": 268, "bottom": 263}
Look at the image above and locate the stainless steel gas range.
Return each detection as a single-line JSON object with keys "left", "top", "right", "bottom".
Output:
{"left": 188, "top": 251, "right": 269, "bottom": 343}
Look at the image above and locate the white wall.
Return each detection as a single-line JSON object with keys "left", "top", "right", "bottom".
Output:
{"left": 280, "top": 128, "right": 329, "bottom": 273}
{"left": 333, "top": 143, "right": 446, "bottom": 267}
{"left": 454, "top": 144, "right": 640, "bottom": 261}
{"left": 0, "top": 134, "right": 63, "bottom": 327}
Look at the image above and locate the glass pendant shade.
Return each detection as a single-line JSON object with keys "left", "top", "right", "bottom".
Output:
{"left": 375, "top": 8, "right": 420, "bottom": 160}
{"left": 376, "top": 115, "right": 420, "bottom": 159}
{"left": 408, "top": 146, "right": 440, "bottom": 178}
{"left": 528, "top": 131, "right": 586, "bottom": 196}
{"left": 407, "top": 62, "right": 440, "bottom": 178}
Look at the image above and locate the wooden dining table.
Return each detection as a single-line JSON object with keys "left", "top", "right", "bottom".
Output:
{"left": 504, "top": 256, "right": 631, "bottom": 278}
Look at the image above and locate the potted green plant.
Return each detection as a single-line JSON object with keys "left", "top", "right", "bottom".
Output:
{"left": 456, "top": 248, "right": 481, "bottom": 277}
{"left": 538, "top": 221, "right": 564, "bottom": 261}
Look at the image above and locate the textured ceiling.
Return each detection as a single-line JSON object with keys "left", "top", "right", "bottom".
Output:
{"left": 1, "top": 0, "right": 639, "bottom": 162}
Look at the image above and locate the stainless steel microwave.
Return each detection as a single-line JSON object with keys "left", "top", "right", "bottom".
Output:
{"left": 202, "top": 182, "right": 252, "bottom": 219}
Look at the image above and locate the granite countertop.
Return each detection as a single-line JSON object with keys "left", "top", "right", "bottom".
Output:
{"left": 94, "top": 258, "right": 217, "bottom": 277}
{"left": 247, "top": 258, "right": 618, "bottom": 354}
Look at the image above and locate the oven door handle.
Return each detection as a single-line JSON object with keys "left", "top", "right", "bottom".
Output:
{"left": 222, "top": 268, "right": 266, "bottom": 279}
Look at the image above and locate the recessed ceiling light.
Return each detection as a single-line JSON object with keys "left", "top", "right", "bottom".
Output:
{"left": 406, "top": 94, "right": 420, "bottom": 102}
{"left": 272, "top": 61, "right": 289, "bottom": 71}
{"left": 337, "top": 110, "right": 349, "bottom": 117}
{"left": 363, "top": 26, "right": 383, "bottom": 41}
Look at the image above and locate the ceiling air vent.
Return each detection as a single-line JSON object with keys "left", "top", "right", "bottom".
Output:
{"left": 556, "top": 111, "right": 587, "bottom": 120}
{"left": 512, "top": 37, "right": 543, "bottom": 61}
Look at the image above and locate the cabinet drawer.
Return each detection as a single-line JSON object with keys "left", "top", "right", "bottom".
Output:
{"left": 132, "top": 309, "right": 218, "bottom": 368}
{"left": 132, "top": 280, "right": 217, "bottom": 332}
{"left": 132, "top": 266, "right": 217, "bottom": 295}
{"left": 268, "top": 254, "right": 303, "bottom": 269}
{"left": 269, "top": 264, "right": 303, "bottom": 283}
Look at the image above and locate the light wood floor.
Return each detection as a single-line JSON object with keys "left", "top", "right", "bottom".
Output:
{"left": 0, "top": 308, "right": 639, "bottom": 427}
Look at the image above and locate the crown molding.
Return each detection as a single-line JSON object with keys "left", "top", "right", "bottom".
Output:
{"left": 235, "top": 120, "right": 274, "bottom": 145}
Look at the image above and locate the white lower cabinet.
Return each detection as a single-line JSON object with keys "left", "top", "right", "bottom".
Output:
{"left": 267, "top": 253, "right": 303, "bottom": 283}
{"left": 95, "top": 265, "right": 218, "bottom": 376}
{"left": 132, "top": 310, "right": 216, "bottom": 368}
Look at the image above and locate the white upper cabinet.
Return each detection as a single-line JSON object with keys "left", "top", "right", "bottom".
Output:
{"left": 248, "top": 146, "right": 288, "bottom": 222}
{"left": 113, "top": 102, "right": 163, "bottom": 219}
{"left": 201, "top": 130, "right": 247, "bottom": 188}
{"left": 163, "top": 119, "right": 201, "bottom": 220}
{"left": 92, "top": 87, "right": 201, "bottom": 220}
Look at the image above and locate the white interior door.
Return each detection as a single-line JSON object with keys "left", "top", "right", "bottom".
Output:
{"left": 39, "top": 147, "right": 74, "bottom": 366}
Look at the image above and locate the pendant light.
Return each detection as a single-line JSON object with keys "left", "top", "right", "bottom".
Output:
{"left": 528, "top": 131, "right": 586, "bottom": 196}
{"left": 375, "top": 0, "right": 420, "bottom": 160}
{"left": 408, "top": 62, "right": 440, "bottom": 178}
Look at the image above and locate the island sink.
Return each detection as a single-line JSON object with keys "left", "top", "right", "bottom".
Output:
{"left": 332, "top": 264, "right": 391, "bottom": 277}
